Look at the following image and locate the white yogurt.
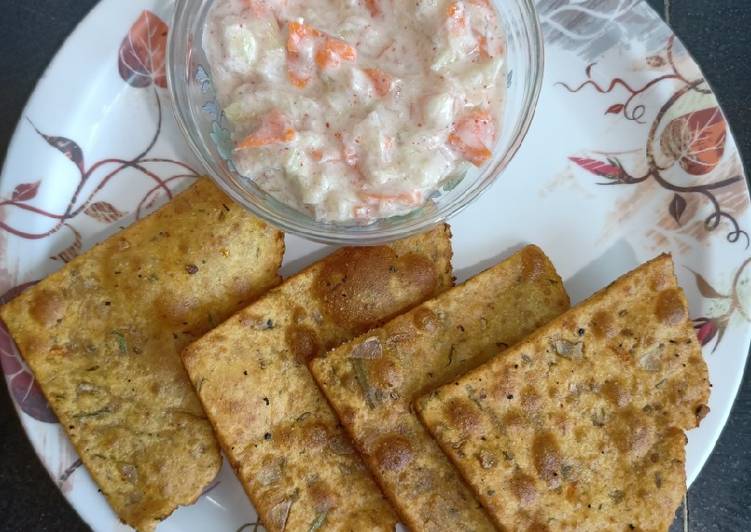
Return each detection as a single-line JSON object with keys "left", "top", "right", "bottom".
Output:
{"left": 205, "top": 0, "right": 506, "bottom": 222}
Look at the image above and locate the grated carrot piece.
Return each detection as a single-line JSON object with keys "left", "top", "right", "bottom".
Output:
{"left": 286, "top": 21, "right": 321, "bottom": 53}
{"left": 287, "top": 72, "right": 310, "bottom": 88}
{"left": 477, "top": 35, "right": 491, "bottom": 59}
{"left": 287, "top": 21, "right": 357, "bottom": 86}
{"left": 315, "top": 37, "right": 358, "bottom": 69}
{"left": 235, "top": 109, "right": 296, "bottom": 149}
{"left": 286, "top": 22, "right": 322, "bottom": 88}
{"left": 447, "top": 1, "right": 467, "bottom": 34}
{"left": 364, "top": 68, "right": 393, "bottom": 97}
{"left": 448, "top": 109, "right": 495, "bottom": 166}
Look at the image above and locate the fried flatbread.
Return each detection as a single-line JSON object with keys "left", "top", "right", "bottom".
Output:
{"left": 182, "top": 225, "right": 453, "bottom": 532}
{"left": 416, "top": 254, "right": 710, "bottom": 531}
{"left": 309, "top": 245, "right": 571, "bottom": 531}
{"left": 0, "top": 179, "right": 284, "bottom": 531}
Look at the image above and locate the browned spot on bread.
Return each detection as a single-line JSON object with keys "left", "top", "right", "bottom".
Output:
{"left": 369, "top": 356, "right": 402, "bottom": 391}
{"left": 273, "top": 426, "right": 292, "bottom": 446}
{"left": 601, "top": 380, "right": 631, "bottom": 408}
{"left": 695, "top": 404, "right": 710, "bottom": 423}
{"left": 590, "top": 310, "right": 616, "bottom": 340}
{"left": 610, "top": 408, "right": 654, "bottom": 458}
{"left": 373, "top": 435, "right": 414, "bottom": 472}
{"left": 30, "top": 290, "right": 64, "bottom": 326}
{"left": 413, "top": 307, "right": 440, "bottom": 332}
{"left": 314, "top": 247, "right": 437, "bottom": 334}
{"left": 564, "top": 483, "right": 578, "bottom": 503}
{"left": 527, "top": 522, "right": 551, "bottom": 532}
{"left": 445, "top": 398, "right": 481, "bottom": 435}
{"left": 650, "top": 271, "right": 670, "bottom": 291}
{"left": 511, "top": 471, "right": 537, "bottom": 506}
{"left": 286, "top": 325, "right": 320, "bottom": 363}
{"left": 292, "top": 306, "right": 307, "bottom": 324}
{"left": 308, "top": 480, "right": 338, "bottom": 512}
{"left": 655, "top": 288, "right": 687, "bottom": 326}
{"left": 520, "top": 246, "right": 546, "bottom": 282}
{"left": 338, "top": 406, "right": 356, "bottom": 427}
{"left": 533, "top": 432, "right": 562, "bottom": 488}
{"left": 503, "top": 409, "right": 525, "bottom": 428}
{"left": 492, "top": 369, "right": 518, "bottom": 401}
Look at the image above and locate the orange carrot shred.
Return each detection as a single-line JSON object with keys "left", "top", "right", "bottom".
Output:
{"left": 315, "top": 37, "right": 358, "bottom": 69}
{"left": 287, "top": 69, "right": 310, "bottom": 88}
{"left": 287, "top": 22, "right": 357, "bottom": 86}
{"left": 364, "top": 68, "right": 393, "bottom": 97}
{"left": 477, "top": 35, "right": 491, "bottom": 59}
{"left": 236, "top": 109, "right": 296, "bottom": 149}
{"left": 447, "top": 1, "right": 467, "bottom": 33}
{"left": 287, "top": 21, "right": 321, "bottom": 53}
{"left": 448, "top": 109, "right": 495, "bottom": 166}
{"left": 447, "top": 135, "right": 492, "bottom": 166}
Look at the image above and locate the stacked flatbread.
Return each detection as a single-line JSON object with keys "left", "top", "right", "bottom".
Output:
{"left": 2, "top": 175, "right": 711, "bottom": 532}
{"left": 309, "top": 246, "right": 570, "bottom": 530}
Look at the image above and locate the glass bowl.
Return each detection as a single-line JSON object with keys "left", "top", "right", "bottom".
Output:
{"left": 168, "top": 0, "right": 544, "bottom": 244}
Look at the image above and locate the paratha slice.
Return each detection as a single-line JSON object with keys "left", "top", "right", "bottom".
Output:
{"left": 1, "top": 179, "right": 284, "bottom": 531}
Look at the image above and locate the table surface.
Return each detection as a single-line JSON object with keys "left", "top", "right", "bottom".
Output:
{"left": 1, "top": 1, "right": 749, "bottom": 531}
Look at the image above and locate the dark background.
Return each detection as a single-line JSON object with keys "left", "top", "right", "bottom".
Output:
{"left": 0, "top": 1, "right": 749, "bottom": 530}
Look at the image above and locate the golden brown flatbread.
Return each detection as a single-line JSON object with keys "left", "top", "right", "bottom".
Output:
{"left": 0, "top": 179, "right": 284, "bottom": 531}
{"left": 182, "top": 225, "right": 453, "bottom": 532}
{"left": 309, "top": 246, "right": 570, "bottom": 531}
{"left": 416, "top": 254, "right": 710, "bottom": 532}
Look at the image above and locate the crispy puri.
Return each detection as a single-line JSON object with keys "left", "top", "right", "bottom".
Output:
{"left": 309, "top": 245, "right": 571, "bottom": 531}
{"left": 416, "top": 254, "right": 710, "bottom": 532}
{"left": 0, "top": 179, "right": 284, "bottom": 532}
{"left": 182, "top": 225, "right": 453, "bottom": 532}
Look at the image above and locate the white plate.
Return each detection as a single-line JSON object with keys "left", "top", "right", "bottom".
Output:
{"left": 1, "top": 0, "right": 749, "bottom": 530}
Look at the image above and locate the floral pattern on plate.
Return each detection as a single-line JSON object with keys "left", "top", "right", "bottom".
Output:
{"left": 0, "top": 1, "right": 749, "bottom": 531}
